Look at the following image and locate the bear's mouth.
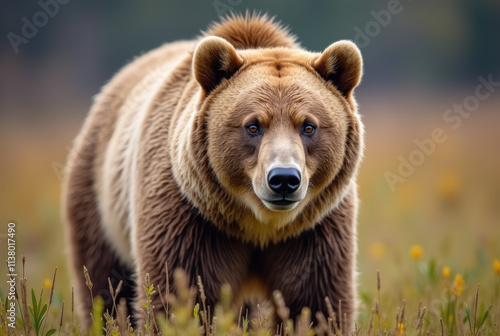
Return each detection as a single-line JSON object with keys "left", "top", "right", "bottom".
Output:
{"left": 261, "top": 197, "right": 301, "bottom": 210}
{"left": 269, "top": 199, "right": 295, "bottom": 206}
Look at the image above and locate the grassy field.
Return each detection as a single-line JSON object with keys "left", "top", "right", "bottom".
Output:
{"left": 1, "top": 95, "right": 499, "bottom": 335}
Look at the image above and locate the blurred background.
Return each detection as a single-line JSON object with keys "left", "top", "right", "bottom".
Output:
{"left": 1, "top": 0, "right": 499, "bottom": 322}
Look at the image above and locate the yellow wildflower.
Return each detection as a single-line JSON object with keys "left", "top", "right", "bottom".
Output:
{"left": 397, "top": 323, "right": 404, "bottom": 335}
{"left": 369, "top": 242, "right": 386, "bottom": 260}
{"left": 442, "top": 266, "right": 451, "bottom": 278}
{"left": 44, "top": 278, "right": 52, "bottom": 290}
{"left": 438, "top": 171, "right": 460, "bottom": 200}
{"left": 450, "top": 274, "right": 465, "bottom": 296}
{"left": 410, "top": 245, "right": 423, "bottom": 260}
{"left": 494, "top": 258, "right": 500, "bottom": 276}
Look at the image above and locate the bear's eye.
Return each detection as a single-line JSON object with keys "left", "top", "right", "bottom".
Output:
{"left": 302, "top": 123, "right": 316, "bottom": 136}
{"left": 246, "top": 123, "right": 261, "bottom": 136}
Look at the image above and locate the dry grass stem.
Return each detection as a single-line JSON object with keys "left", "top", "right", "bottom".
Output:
{"left": 473, "top": 284, "right": 480, "bottom": 331}
{"left": 273, "top": 290, "right": 290, "bottom": 322}
{"left": 197, "top": 275, "right": 209, "bottom": 336}
{"left": 416, "top": 306, "right": 426, "bottom": 336}
{"left": 117, "top": 298, "right": 128, "bottom": 335}
{"left": 368, "top": 307, "right": 375, "bottom": 335}
{"left": 58, "top": 301, "right": 64, "bottom": 336}
{"left": 83, "top": 266, "right": 94, "bottom": 311}
{"left": 20, "top": 276, "right": 32, "bottom": 335}
{"left": 71, "top": 287, "right": 74, "bottom": 331}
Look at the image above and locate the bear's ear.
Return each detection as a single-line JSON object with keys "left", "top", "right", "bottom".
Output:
{"left": 312, "top": 40, "right": 363, "bottom": 98}
{"left": 193, "top": 36, "right": 244, "bottom": 94}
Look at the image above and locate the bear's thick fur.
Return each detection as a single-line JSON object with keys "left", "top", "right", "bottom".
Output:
{"left": 62, "top": 13, "right": 364, "bottom": 332}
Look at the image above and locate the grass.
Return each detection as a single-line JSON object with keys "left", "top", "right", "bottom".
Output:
{"left": 1, "top": 252, "right": 499, "bottom": 335}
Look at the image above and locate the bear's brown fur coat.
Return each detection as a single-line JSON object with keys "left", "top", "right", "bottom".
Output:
{"left": 62, "top": 13, "right": 364, "bottom": 332}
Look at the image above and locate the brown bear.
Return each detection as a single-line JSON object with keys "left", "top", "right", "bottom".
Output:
{"left": 62, "top": 13, "right": 364, "bottom": 333}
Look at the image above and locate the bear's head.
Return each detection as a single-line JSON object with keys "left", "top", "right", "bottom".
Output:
{"left": 184, "top": 36, "right": 363, "bottom": 244}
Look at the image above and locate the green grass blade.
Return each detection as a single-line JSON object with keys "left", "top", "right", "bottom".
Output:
{"left": 464, "top": 302, "right": 472, "bottom": 334}
{"left": 16, "top": 316, "right": 24, "bottom": 329}
{"left": 429, "top": 259, "right": 436, "bottom": 281}
{"left": 45, "top": 329, "right": 56, "bottom": 336}
{"left": 31, "top": 289, "right": 38, "bottom": 318}
{"left": 38, "top": 296, "right": 43, "bottom": 315}
{"left": 39, "top": 304, "right": 48, "bottom": 322}
{"left": 477, "top": 305, "right": 493, "bottom": 330}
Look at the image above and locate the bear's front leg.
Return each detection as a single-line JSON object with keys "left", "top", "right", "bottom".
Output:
{"left": 133, "top": 196, "right": 253, "bottom": 328}
{"left": 262, "top": 191, "right": 357, "bottom": 334}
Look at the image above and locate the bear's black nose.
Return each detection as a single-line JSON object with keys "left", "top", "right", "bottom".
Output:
{"left": 268, "top": 168, "right": 301, "bottom": 195}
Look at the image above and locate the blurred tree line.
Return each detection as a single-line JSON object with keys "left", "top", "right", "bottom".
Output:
{"left": 1, "top": 0, "right": 499, "bottom": 121}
